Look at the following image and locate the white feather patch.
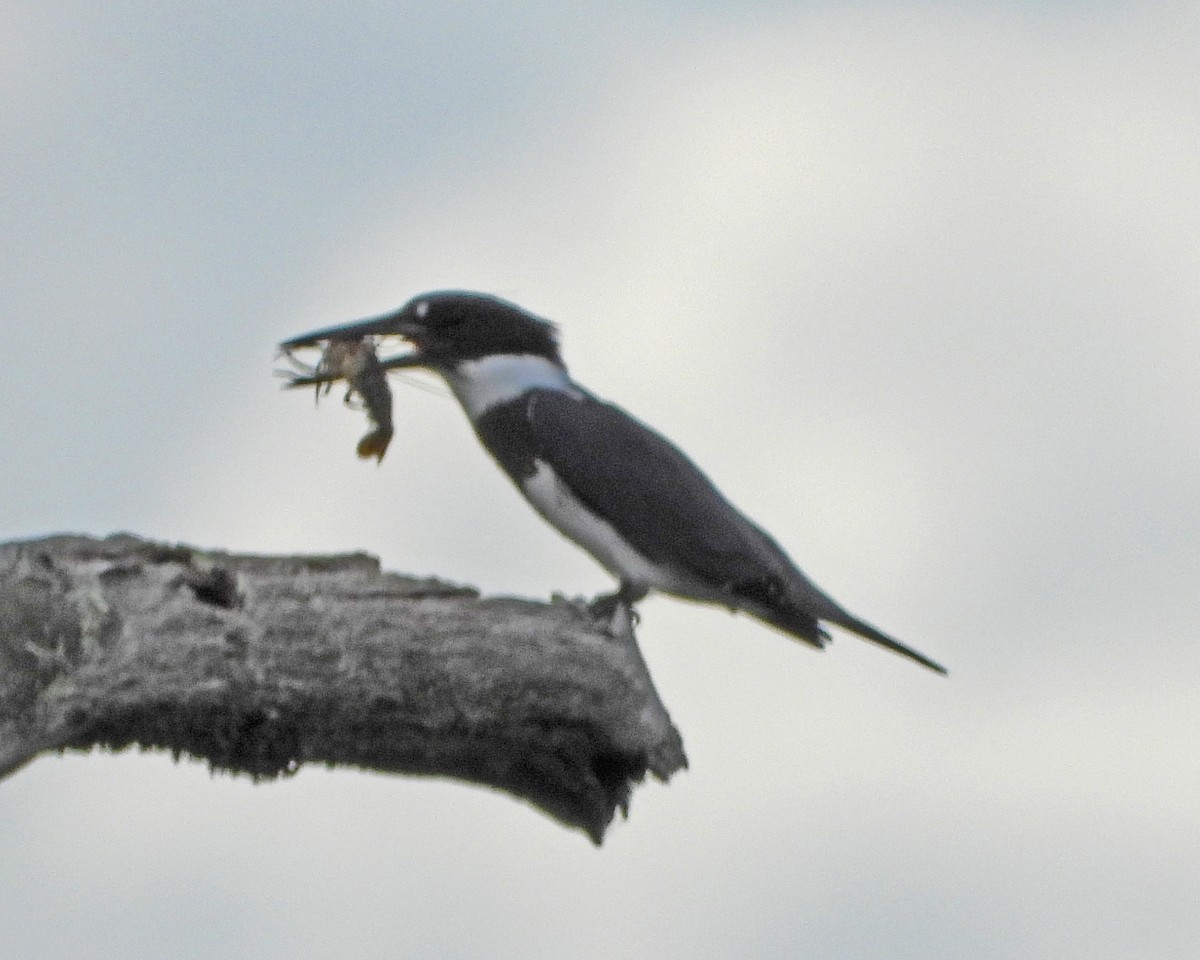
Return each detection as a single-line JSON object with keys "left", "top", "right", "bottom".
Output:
{"left": 520, "top": 459, "right": 703, "bottom": 596}
{"left": 444, "top": 354, "right": 578, "bottom": 419}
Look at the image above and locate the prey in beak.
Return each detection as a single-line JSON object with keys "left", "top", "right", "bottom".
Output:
{"left": 277, "top": 306, "right": 430, "bottom": 463}
{"left": 279, "top": 305, "right": 430, "bottom": 370}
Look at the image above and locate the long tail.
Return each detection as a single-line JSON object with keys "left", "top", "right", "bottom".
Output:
{"left": 755, "top": 603, "right": 947, "bottom": 675}
{"left": 829, "top": 610, "right": 947, "bottom": 675}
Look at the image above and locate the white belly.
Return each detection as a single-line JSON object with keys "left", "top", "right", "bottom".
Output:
{"left": 520, "top": 460, "right": 700, "bottom": 596}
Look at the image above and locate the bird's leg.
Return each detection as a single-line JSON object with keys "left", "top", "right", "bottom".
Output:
{"left": 588, "top": 581, "right": 648, "bottom": 635}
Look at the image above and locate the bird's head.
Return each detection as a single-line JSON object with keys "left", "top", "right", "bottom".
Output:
{"left": 280, "top": 290, "right": 563, "bottom": 370}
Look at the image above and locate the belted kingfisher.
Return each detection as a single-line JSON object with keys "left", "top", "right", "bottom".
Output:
{"left": 281, "top": 290, "right": 946, "bottom": 674}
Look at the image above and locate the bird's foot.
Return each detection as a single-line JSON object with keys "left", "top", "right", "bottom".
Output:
{"left": 587, "top": 591, "right": 624, "bottom": 621}
{"left": 588, "top": 584, "right": 646, "bottom": 636}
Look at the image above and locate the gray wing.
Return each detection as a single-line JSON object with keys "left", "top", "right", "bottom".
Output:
{"left": 521, "top": 389, "right": 803, "bottom": 600}
{"left": 476, "top": 389, "right": 947, "bottom": 672}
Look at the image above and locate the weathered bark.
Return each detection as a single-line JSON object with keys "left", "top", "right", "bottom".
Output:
{"left": 0, "top": 533, "right": 686, "bottom": 843}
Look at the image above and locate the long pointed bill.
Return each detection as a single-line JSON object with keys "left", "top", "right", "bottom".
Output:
{"left": 277, "top": 309, "right": 428, "bottom": 396}
{"left": 279, "top": 308, "right": 417, "bottom": 349}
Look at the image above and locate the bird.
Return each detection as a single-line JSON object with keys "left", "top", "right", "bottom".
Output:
{"left": 280, "top": 290, "right": 946, "bottom": 674}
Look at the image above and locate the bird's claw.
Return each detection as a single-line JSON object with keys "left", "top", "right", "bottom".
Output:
{"left": 588, "top": 589, "right": 642, "bottom": 636}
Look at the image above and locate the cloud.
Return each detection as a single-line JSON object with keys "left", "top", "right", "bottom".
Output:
{"left": 4, "top": 4, "right": 1200, "bottom": 959}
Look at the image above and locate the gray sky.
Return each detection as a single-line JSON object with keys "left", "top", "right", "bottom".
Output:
{"left": 4, "top": 2, "right": 1199, "bottom": 958}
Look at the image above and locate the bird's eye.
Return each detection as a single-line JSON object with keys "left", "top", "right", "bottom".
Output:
{"left": 415, "top": 300, "right": 430, "bottom": 319}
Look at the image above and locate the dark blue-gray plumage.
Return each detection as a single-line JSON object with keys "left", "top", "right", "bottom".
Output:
{"left": 281, "top": 290, "right": 946, "bottom": 674}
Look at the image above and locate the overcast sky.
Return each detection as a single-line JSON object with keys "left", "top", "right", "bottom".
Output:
{"left": 3, "top": 2, "right": 1198, "bottom": 958}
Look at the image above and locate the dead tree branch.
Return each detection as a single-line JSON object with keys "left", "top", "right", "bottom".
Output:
{"left": 0, "top": 533, "right": 686, "bottom": 843}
